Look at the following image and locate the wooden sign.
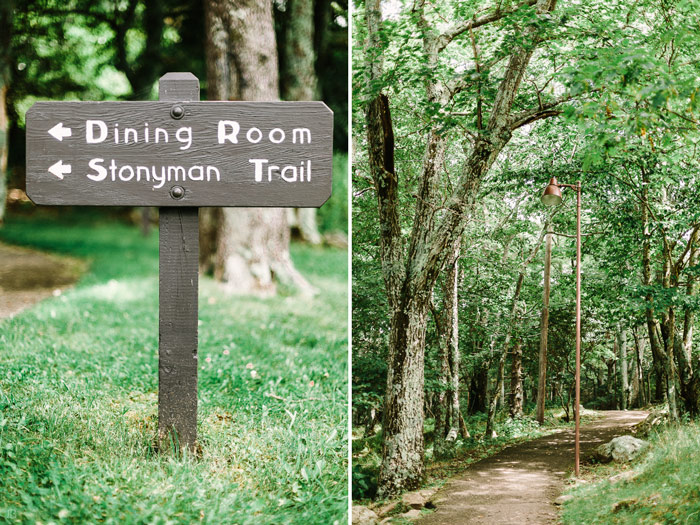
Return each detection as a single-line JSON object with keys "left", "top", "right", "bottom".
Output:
{"left": 24, "top": 73, "right": 335, "bottom": 453}
{"left": 25, "top": 100, "right": 333, "bottom": 207}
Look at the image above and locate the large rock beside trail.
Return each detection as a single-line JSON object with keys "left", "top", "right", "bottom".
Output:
{"left": 402, "top": 488, "right": 437, "bottom": 509}
{"left": 594, "top": 435, "right": 649, "bottom": 463}
{"left": 352, "top": 505, "right": 379, "bottom": 525}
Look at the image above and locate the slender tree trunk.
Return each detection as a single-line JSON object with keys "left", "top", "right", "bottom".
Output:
{"left": 485, "top": 348, "right": 506, "bottom": 439}
{"left": 485, "top": 224, "right": 547, "bottom": 436}
{"left": 641, "top": 171, "right": 667, "bottom": 404}
{"left": 448, "top": 260, "right": 462, "bottom": 441}
{"left": 680, "top": 229, "right": 698, "bottom": 413}
{"left": 660, "top": 252, "right": 679, "bottom": 421}
{"left": 0, "top": 0, "right": 12, "bottom": 224}
{"left": 434, "top": 242, "right": 463, "bottom": 459}
{"left": 282, "top": 0, "right": 322, "bottom": 245}
{"left": 618, "top": 323, "right": 628, "bottom": 410}
{"left": 509, "top": 338, "right": 523, "bottom": 418}
{"left": 536, "top": 225, "right": 552, "bottom": 423}
{"left": 202, "top": 0, "right": 313, "bottom": 295}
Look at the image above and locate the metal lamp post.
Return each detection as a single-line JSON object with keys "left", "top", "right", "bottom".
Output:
{"left": 541, "top": 176, "right": 582, "bottom": 477}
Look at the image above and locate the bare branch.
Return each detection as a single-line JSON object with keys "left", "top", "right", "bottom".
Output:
{"left": 509, "top": 89, "right": 603, "bottom": 129}
{"left": 437, "top": 0, "right": 539, "bottom": 52}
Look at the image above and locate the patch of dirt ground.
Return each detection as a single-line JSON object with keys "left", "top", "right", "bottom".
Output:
{"left": 0, "top": 242, "right": 85, "bottom": 318}
{"left": 417, "top": 410, "right": 649, "bottom": 525}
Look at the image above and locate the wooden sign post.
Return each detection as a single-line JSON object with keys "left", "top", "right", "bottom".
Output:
{"left": 25, "top": 72, "right": 333, "bottom": 451}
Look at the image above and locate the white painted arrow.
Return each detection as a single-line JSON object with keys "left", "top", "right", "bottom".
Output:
{"left": 48, "top": 160, "right": 71, "bottom": 180}
{"left": 48, "top": 122, "right": 72, "bottom": 141}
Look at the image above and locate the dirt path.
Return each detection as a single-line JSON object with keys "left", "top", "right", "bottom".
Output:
{"left": 417, "top": 410, "right": 649, "bottom": 525}
{"left": 0, "top": 242, "right": 84, "bottom": 318}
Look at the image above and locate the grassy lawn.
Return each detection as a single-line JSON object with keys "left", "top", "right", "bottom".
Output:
{"left": 560, "top": 421, "right": 700, "bottom": 524}
{"left": 0, "top": 213, "right": 348, "bottom": 524}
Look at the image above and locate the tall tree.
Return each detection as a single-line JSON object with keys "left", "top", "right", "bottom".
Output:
{"left": 432, "top": 242, "right": 462, "bottom": 458}
{"left": 282, "top": 0, "right": 322, "bottom": 245}
{"left": 365, "top": 0, "right": 559, "bottom": 497}
{"left": 0, "top": 0, "right": 12, "bottom": 224}
{"left": 536, "top": 225, "right": 553, "bottom": 423}
{"left": 202, "top": 0, "right": 313, "bottom": 295}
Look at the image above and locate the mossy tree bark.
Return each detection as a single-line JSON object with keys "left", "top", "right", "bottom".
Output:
{"left": 202, "top": 0, "right": 313, "bottom": 296}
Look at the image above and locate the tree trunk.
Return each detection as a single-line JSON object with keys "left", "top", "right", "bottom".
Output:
{"left": 641, "top": 171, "right": 667, "bottom": 404}
{"left": 509, "top": 338, "right": 523, "bottom": 418}
{"left": 536, "top": 225, "right": 552, "bottom": 423}
{"left": 0, "top": 0, "right": 12, "bottom": 224}
{"left": 377, "top": 291, "right": 430, "bottom": 497}
{"left": 433, "top": 244, "right": 462, "bottom": 459}
{"left": 485, "top": 347, "right": 506, "bottom": 439}
{"left": 618, "top": 323, "right": 628, "bottom": 410}
{"left": 469, "top": 364, "right": 489, "bottom": 414}
{"left": 282, "top": 0, "right": 322, "bottom": 245}
{"left": 680, "top": 229, "right": 698, "bottom": 413}
{"left": 485, "top": 224, "right": 548, "bottom": 436}
{"left": 202, "top": 0, "right": 313, "bottom": 295}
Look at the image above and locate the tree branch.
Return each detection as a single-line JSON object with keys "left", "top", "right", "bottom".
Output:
{"left": 437, "top": 0, "right": 539, "bottom": 52}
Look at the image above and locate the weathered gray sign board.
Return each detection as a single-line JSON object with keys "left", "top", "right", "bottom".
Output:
{"left": 26, "top": 101, "right": 333, "bottom": 207}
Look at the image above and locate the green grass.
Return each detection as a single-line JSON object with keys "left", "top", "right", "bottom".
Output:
{"left": 0, "top": 213, "right": 348, "bottom": 524}
{"left": 561, "top": 422, "right": 700, "bottom": 524}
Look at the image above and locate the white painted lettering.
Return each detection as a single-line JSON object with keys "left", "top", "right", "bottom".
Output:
{"left": 109, "top": 159, "right": 118, "bottom": 180}
{"left": 136, "top": 166, "right": 150, "bottom": 181}
{"left": 292, "top": 128, "right": 311, "bottom": 144}
{"left": 168, "top": 166, "right": 185, "bottom": 182}
{"left": 176, "top": 127, "right": 192, "bottom": 150}
{"left": 155, "top": 128, "right": 168, "bottom": 143}
{"left": 281, "top": 166, "right": 297, "bottom": 182}
{"left": 246, "top": 127, "right": 263, "bottom": 144}
{"left": 249, "top": 158, "right": 268, "bottom": 182}
{"left": 269, "top": 128, "right": 285, "bottom": 144}
{"left": 119, "top": 165, "right": 135, "bottom": 181}
{"left": 124, "top": 128, "right": 138, "bottom": 144}
{"left": 188, "top": 166, "right": 203, "bottom": 181}
{"left": 218, "top": 120, "right": 240, "bottom": 144}
{"left": 207, "top": 166, "right": 220, "bottom": 181}
{"left": 86, "top": 120, "right": 108, "bottom": 144}
{"left": 152, "top": 167, "right": 166, "bottom": 189}
{"left": 87, "top": 158, "right": 107, "bottom": 181}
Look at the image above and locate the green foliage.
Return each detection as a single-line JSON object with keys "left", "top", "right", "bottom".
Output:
{"left": 561, "top": 422, "right": 700, "bottom": 524}
{"left": 318, "top": 154, "right": 349, "bottom": 234}
{"left": 0, "top": 212, "right": 348, "bottom": 524}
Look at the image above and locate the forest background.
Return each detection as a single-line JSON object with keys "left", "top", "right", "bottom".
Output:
{"left": 352, "top": 1, "right": 700, "bottom": 522}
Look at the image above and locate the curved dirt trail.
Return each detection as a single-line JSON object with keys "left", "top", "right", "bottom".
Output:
{"left": 417, "top": 410, "right": 649, "bottom": 525}
{"left": 0, "top": 242, "right": 83, "bottom": 318}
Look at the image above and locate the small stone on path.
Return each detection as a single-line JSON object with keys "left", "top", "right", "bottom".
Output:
{"left": 352, "top": 505, "right": 379, "bottom": 525}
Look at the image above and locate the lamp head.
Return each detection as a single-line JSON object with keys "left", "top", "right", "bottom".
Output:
{"left": 541, "top": 177, "right": 563, "bottom": 206}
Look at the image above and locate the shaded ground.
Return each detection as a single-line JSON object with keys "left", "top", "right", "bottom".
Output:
{"left": 418, "top": 410, "right": 649, "bottom": 525}
{"left": 0, "top": 242, "right": 84, "bottom": 318}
